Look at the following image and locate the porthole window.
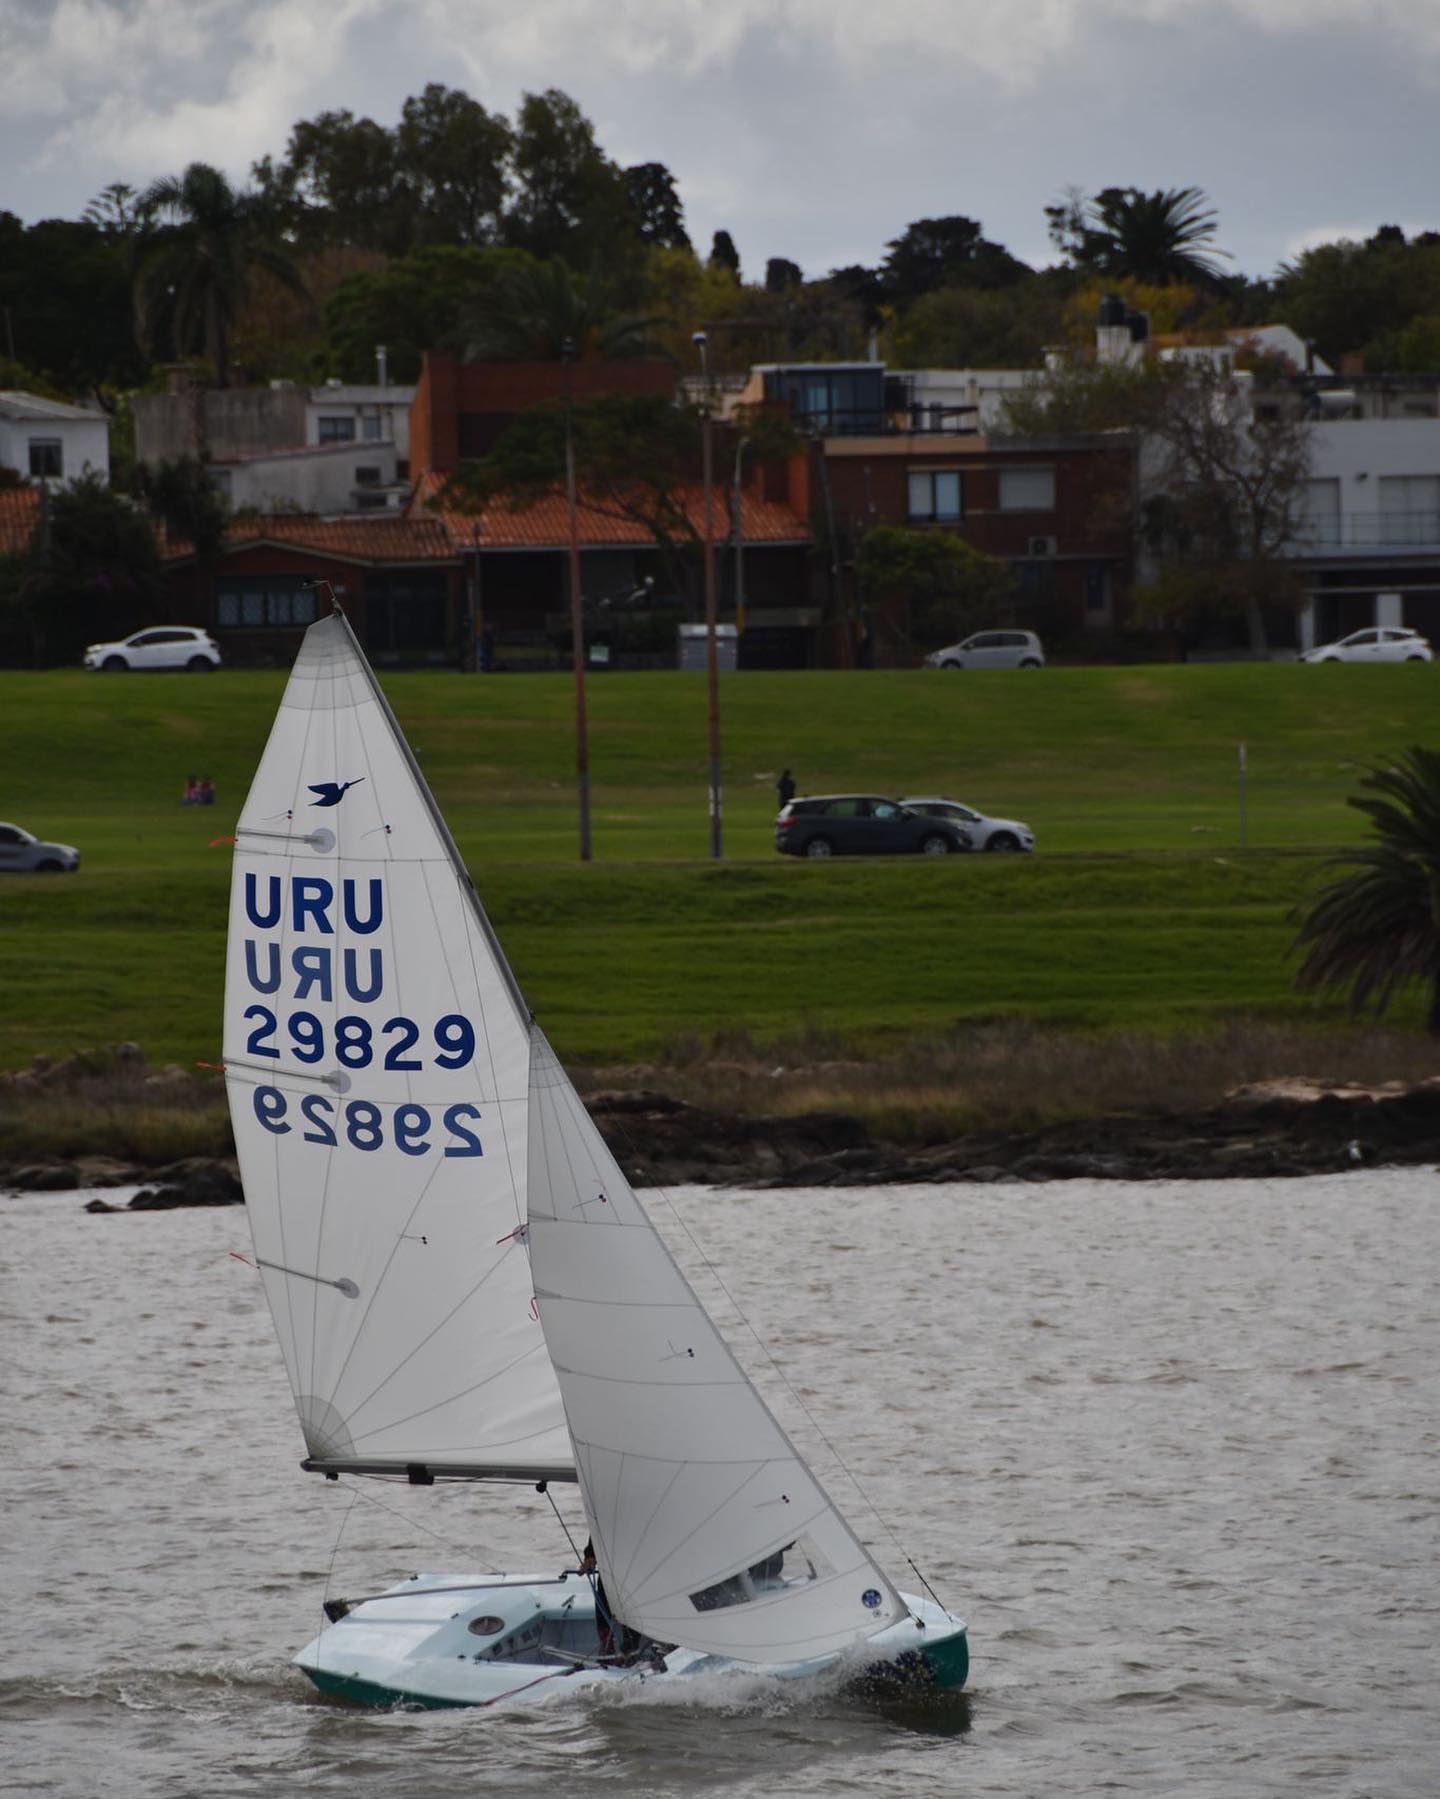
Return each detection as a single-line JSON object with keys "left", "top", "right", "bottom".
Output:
{"left": 466, "top": 1615, "right": 506, "bottom": 1636}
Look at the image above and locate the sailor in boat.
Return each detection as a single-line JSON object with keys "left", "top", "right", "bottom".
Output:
{"left": 580, "top": 1539, "right": 654, "bottom": 1666}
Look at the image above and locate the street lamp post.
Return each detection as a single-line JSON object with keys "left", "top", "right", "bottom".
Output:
{"left": 732, "top": 435, "right": 750, "bottom": 638}
{"left": 694, "top": 331, "right": 722, "bottom": 860}
{"left": 563, "top": 338, "right": 592, "bottom": 862}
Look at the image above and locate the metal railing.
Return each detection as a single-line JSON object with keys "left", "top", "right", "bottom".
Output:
{"left": 1289, "top": 509, "right": 1440, "bottom": 551}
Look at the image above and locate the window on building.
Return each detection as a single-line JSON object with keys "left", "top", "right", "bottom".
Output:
{"left": 998, "top": 467, "right": 1055, "bottom": 511}
{"left": 1378, "top": 473, "right": 1440, "bottom": 545}
{"left": 362, "top": 414, "right": 384, "bottom": 441}
{"left": 317, "top": 416, "right": 356, "bottom": 444}
{"left": 28, "top": 438, "right": 63, "bottom": 478}
{"left": 215, "top": 576, "right": 319, "bottom": 629}
{"left": 907, "top": 469, "right": 962, "bottom": 522}
{"left": 1299, "top": 478, "right": 1341, "bottom": 545}
{"left": 211, "top": 467, "right": 233, "bottom": 499}
{"left": 354, "top": 466, "right": 383, "bottom": 487}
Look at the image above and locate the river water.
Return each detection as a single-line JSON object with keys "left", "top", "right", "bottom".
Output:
{"left": 3, "top": 1170, "right": 1436, "bottom": 1798}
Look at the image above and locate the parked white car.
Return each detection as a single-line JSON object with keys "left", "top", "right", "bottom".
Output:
{"left": 83, "top": 627, "right": 221, "bottom": 671}
{"left": 899, "top": 796, "right": 1036, "bottom": 853}
{"left": 0, "top": 821, "right": 80, "bottom": 872}
{"left": 924, "top": 630, "right": 1045, "bottom": 670}
{"left": 1299, "top": 627, "right": 1433, "bottom": 664}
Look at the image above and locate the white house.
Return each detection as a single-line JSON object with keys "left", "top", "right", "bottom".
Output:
{"left": 0, "top": 392, "right": 110, "bottom": 487}
{"left": 304, "top": 383, "right": 413, "bottom": 464}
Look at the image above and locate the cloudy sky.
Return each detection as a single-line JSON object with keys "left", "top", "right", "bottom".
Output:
{"left": 4, "top": 0, "right": 1439, "bottom": 279}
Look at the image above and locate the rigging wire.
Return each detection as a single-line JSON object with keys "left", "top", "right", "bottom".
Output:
{"left": 606, "top": 1113, "right": 951, "bottom": 1610}
{"left": 328, "top": 1477, "right": 510, "bottom": 1571}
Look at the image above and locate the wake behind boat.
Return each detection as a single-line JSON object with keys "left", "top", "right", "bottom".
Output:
{"left": 222, "top": 605, "right": 968, "bottom": 1709}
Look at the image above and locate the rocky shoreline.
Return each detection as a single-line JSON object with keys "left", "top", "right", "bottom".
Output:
{"left": 5, "top": 1079, "right": 1439, "bottom": 1207}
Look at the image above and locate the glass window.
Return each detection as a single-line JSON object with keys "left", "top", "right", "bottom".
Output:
{"left": 317, "top": 416, "right": 356, "bottom": 444}
{"left": 0, "top": 826, "right": 23, "bottom": 844}
{"left": 362, "top": 415, "right": 384, "bottom": 441}
{"left": 998, "top": 467, "right": 1055, "bottom": 511}
{"left": 823, "top": 799, "right": 863, "bottom": 817}
{"left": 908, "top": 470, "right": 962, "bottom": 522}
{"left": 28, "top": 438, "right": 63, "bottom": 478}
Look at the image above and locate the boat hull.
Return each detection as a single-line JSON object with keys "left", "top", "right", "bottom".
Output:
{"left": 294, "top": 1572, "right": 967, "bottom": 1710}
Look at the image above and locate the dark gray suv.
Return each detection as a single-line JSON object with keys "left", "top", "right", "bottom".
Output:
{"left": 775, "top": 795, "right": 971, "bottom": 858}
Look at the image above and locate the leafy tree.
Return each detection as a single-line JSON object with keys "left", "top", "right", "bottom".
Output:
{"left": 827, "top": 263, "right": 887, "bottom": 331}
{"left": 709, "top": 230, "right": 741, "bottom": 281}
{"left": 133, "top": 163, "right": 308, "bottom": 387}
{"left": 0, "top": 212, "right": 143, "bottom": 391}
{"left": 1276, "top": 230, "right": 1440, "bottom": 367}
{"left": 880, "top": 216, "right": 1029, "bottom": 305}
{"left": 136, "top": 454, "right": 229, "bottom": 561}
{"left": 1291, "top": 748, "right": 1440, "bottom": 1034}
{"left": 624, "top": 164, "right": 691, "bottom": 251}
{"left": 449, "top": 392, "right": 708, "bottom": 603}
{"left": 324, "top": 245, "right": 513, "bottom": 381}
{"left": 465, "top": 257, "right": 666, "bottom": 362}
{"left": 1048, "top": 185, "right": 1229, "bottom": 288}
{"left": 82, "top": 183, "right": 141, "bottom": 238}
{"left": 10, "top": 473, "right": 161, "bottom": 664}
{"left": 397, "top": 84, "right": 513, "bottom": 246}
{"left": 857, "top": 524, "right": 1015, "bottom": 648}
{"left": 765, "top": 258, "right": 803, "bottom": 294}
{"left": 892, "top": 281, "right": 1065, "bottom": 368}
{"left": 254, "top": 111, "right": 412, "bottom": 254}
{"left": 505, "top": 89, "right": 629, "bottom": 267}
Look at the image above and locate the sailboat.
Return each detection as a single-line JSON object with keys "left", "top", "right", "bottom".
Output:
{"left": 223, "top": 608, "right": 969, "bottom": 1709}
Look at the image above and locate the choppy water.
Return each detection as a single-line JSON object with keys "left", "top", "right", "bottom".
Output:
{"left": 3, "top": 1170, "right": 1437, "bottom": 1798}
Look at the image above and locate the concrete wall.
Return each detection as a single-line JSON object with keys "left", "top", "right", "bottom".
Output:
{"left": 212, "top": 442, "right": 400, "bottom": 515}
{"left": 134, "top": 388, "right": 309, "bottom": 463}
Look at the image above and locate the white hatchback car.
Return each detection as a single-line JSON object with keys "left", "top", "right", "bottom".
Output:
{"left": 899, "top": 796, "right": 1036, "bottom": 853}
{"left": 924, "top": 630, "right": 1045, "bottom": 670}
{"left": 0, "top": 821, "right": 80, "bottom": 872}
{"left": 83, "top": 627, "right": 221, "bottom": 671}
{"left": 1299, "top": 627, "right": 1433, "bottom": 664}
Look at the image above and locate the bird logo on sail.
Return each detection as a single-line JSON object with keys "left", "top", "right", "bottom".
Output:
{"left": 308, "top": 779, "right": 365, "bottom": 807}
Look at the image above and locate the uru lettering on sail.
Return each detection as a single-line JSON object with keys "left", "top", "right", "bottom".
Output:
{"left": 244, "top": 942, "right": 385, "bottom": 1003}
{"left": 244, "top": 874, "right": 384, "bottom": 935}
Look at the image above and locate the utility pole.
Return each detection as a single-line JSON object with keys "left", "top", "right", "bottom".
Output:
{"left": 563, "top": 339, "right": 592, "bottom": 862}
{"left": 694, "top": 331, "right": 722, "bottom": 859}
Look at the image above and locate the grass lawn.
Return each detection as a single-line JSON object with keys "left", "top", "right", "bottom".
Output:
{"left": 0, "top": 661, "right": 1433, "bottom": 1072}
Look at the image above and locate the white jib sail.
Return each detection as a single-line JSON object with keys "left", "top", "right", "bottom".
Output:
{"left": 224, "top": 612, "right": 572, "bottom": 1481}
{"left": 526, "top": 1031, "right": 907, "bottom": 1662}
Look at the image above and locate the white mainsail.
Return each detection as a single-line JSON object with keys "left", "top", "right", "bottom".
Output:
{"left": 224, "top": 612, "right": 572, "bottom": 1481}
{"left": 526, "top": 1031, "right": 908, "bottom": 1662}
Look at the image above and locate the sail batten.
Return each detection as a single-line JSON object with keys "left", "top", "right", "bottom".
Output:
{"left": 226, "top": 612, "right": 571, "bottom": 1481}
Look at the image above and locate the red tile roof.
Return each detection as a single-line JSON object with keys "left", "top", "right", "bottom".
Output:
{"left": 163, "top": 512, "right": 459, "bottom": 565}
{"left": 412, "top": 470, "right": 810, "bottom": 550}
{"left": 0, "top": 485, "right": 40, "bottom": 555}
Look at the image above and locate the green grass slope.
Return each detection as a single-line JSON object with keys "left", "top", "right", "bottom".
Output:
{"left": 0, "top": 662, "right": 1432, "bottom": 1070}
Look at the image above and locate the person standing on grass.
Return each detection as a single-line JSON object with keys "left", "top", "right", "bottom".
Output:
{"left": 776, "top": 768, "right": 796, "bottom": 809}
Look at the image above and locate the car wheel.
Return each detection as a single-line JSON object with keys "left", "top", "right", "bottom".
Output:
{"left": 102, "top": 655, "right": 128, "bottom": 671}
{"left": 1019, "top": 658, "right": 1041, "bottom": 668}
{"left": 940, "top": 659, "right": 962, "bottom": 670}
{"left": 919, "top": 834, "right": 952, "bottom": 856}
{"left": 186, "top": 655, "right": 214, "bottom": 670}
{"left": 985, "top": 832, "right": 1020, "bottom": 853}
{"left": 34, "top": 858, "right": 64, "bottom": 872}
{"left": 1407, "top": 654, "right": 1427, "bottom": 662}
{"left": 803, "top": 837, "right": 834, "bottom": 859}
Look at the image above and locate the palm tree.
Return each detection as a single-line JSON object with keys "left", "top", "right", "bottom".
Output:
{"left": 1292, "top": 747, "right": 1440, "bottom": 1033}
{"left": 1083, "top": 186, "right": 1230, "bottom": 288}
{"left": 465, "top": 258, "right": 665, "bottom": 361}
{"left": 132, "top": 163, "right": 307, "bottom": 386}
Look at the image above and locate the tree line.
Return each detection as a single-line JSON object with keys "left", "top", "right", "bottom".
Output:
{"left": 7, "top": 85, "right": 1440, "bottom": 407}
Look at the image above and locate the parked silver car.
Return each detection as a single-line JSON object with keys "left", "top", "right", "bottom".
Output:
{"left": 1299, "top": 627, "right": 1433, "bottom": 664}
{"left": 0, "top": 821, "right": 80, "bottom": 872}
{"left": 924, "top": 630, "right": 1045, "bottom": 670}
{"left": 899, "top": 796, "right": 1036, "bottom": 853}
{"left": 83, "top": 626, "right": 221, "bottom": 671}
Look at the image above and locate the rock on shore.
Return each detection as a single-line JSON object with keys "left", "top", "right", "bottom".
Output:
{"left": 5, "top": 1079, "right": 1440, "bottom": 1204}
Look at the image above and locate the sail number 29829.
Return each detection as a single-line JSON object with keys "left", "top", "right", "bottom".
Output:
{"left": 252, "top": 1086, "right": 483, "bottom": 1156}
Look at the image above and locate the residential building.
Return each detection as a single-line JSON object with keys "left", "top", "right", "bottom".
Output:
{"left": 0, "top": 392, "right": 110, "bottom": 487}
